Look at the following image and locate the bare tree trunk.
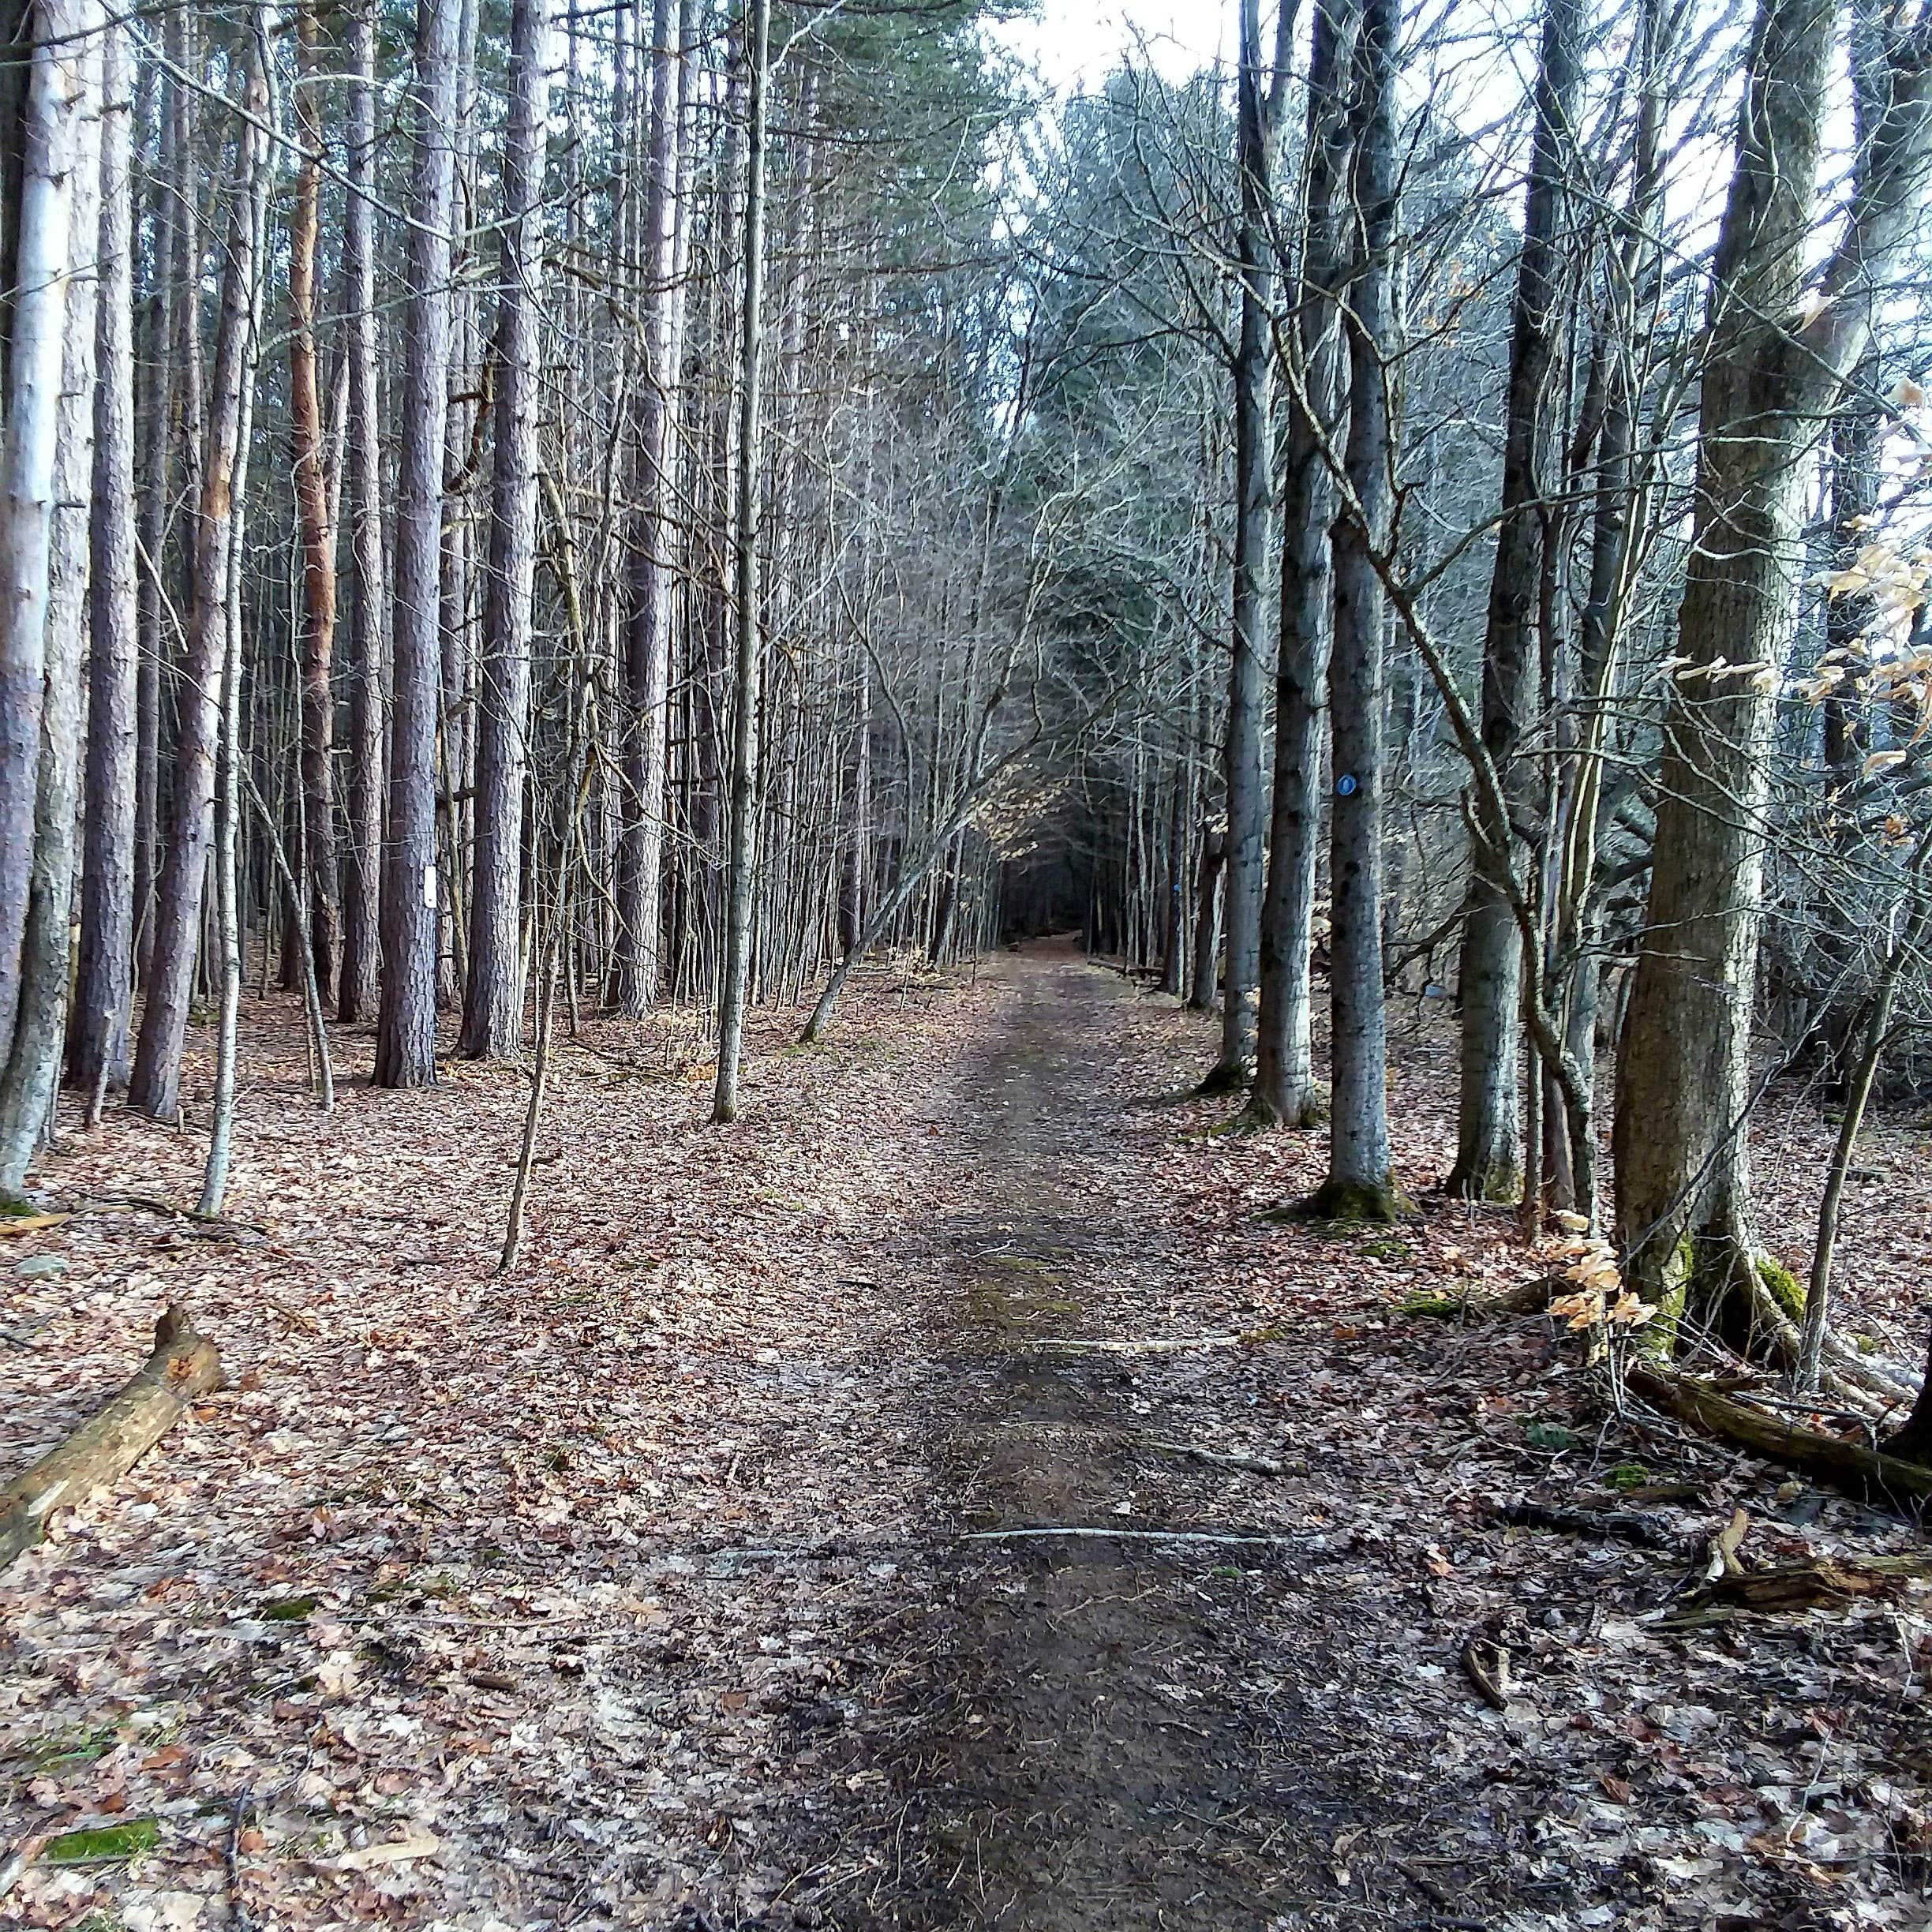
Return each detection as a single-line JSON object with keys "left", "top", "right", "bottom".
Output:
{"left": 129, "top": 31, "right": 269, "bottom": 1123}
{"left": 461, "top": 0, "right": 552, "bottom": 1058}
{"left": 339, "top": 0, "right": 384, "bottom": 1024}
{"left": 289, "top": 0, "right": 341, "bottom": 991}
{"left": 0, "top": 0, "right": 89, "bottom": 1073}
{"left": 712, "top": 0, "right": 772, "bottom": 1125}
{"left": 1310, "top": 0, "right": 1400, "bottom": 1221}
{"left": 1208, "top": 0, "right": 1297, "bottom": 1092}
{"left": 376, "top": 0, "right": 466, "bottom": 1088}
{"left": 69, "top": 11, "right": 137, "bottom": 1114}
{"left": 1614, "top": 0, "right": 1932, "bottom": 1331}
{"left": 1253, "top": 0, "right": 1352, "bottom": 1129}
{"left": 131, "top": 61, "right": 174, "bottom": 983}
{"left": 198, "top": 10, "right": 271, "bottom": 1215}
{"left": 0, "top": 1, "right": 99, "bottom": 1198}
{"left": 611, "top": 0, "right": 696, "bottom": 1015}
{"left": 1445, "top": 0, "right": 1582, "bottom": 1201}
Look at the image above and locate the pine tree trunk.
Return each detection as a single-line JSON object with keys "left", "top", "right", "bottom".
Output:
{"left": 339, "top": 0, "right": 384, "bottom": 1024}
{"left": 69, "top": 11, "right": 137, "bottom": 1113}
{"left": 289, "top": 0, "right": 341, "bottom": 992}
{"left": 129, "top": 28, "right": 268, "bottom": 1123}
{"left": 610, "top": 0, "right": 695, "bottom": 1015}
{"left": 460, "top": 0, "right": 552, "bottom": 1058}
{"left": 712, "top": 0, "right": 772, "bottom": 1125}
{"left": 375, "top": 0, "right": 466, "bottom": 1088}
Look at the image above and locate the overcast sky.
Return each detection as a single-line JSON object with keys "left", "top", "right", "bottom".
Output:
{"left": 991, "top": 1, "right": 1235, "bottom": 93}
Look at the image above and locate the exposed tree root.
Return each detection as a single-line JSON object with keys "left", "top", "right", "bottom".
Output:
{"left": 0, "top": 1307, "right": 223, "bottom": 1567}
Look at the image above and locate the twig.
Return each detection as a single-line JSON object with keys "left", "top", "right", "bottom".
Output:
{"left": 1460, "top": 1636, "right": 1511, "bottom": 1712}
{"left": 962, "top": 1526, "right": 1309, "bottom": 1548}
{"left": 1142, "top": 1439, "right": 1289, "bottom": 1477}
{"left": 1031, "top": 1333, "right": 1254, "bottom": 1355}
{"left": 227, "top": 1792, "right": 255, "bottom": 1932}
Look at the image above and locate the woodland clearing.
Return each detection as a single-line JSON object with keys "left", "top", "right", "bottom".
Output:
{"left": 2, "top": 944, "right": 1931, "bottom": 1932}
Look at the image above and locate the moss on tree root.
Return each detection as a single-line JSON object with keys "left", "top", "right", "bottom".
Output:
{"left": 1295, "top": 1177, "right": 1415, "bottom": 1225}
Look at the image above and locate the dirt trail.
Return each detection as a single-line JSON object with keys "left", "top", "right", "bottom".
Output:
{"left": 880, "top": 947, "right": 1332, "bottom": 1929}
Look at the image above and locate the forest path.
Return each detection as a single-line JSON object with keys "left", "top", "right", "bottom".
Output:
{"left": 871, "top": 944, "right": 1355, "bottom": 1930}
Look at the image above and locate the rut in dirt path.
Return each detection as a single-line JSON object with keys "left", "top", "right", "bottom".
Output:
{"left": 873, "top": 949, "right": 1364, "bottom": 1932}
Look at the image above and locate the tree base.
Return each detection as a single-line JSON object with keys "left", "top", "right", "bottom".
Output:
{"left": 1195, "top": 1060, "right": 1252, "bottom": 1099}
{"left": 1442, "top": 1155, "right": 1521, "bottom": 1204}
{"left": 1294, "top": 1176, "right": 1415, "bottom": 1225}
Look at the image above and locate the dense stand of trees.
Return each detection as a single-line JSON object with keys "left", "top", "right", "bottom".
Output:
{"left": 2, "top": 0, "right": 1931, "bottom": 1419}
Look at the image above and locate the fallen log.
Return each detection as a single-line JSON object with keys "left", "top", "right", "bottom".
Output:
{"left": 0, "top": 1306, "right": 223, "bottom": 1567}
{"left": 1623, "top": 1360, "right": 1932, "bottom": 1510}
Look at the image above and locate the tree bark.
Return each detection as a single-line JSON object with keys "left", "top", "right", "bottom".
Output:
{"left": 610, "top": 0, "right": 696, "bottom": 1016}
{"left": 1446, "top": 0, "right": 1582, "bottom": 1201}
{"left": 339, "top": 0, "right": 385, "bottom": 1024}
{"left": 0, "top": 0, "right": 88, "bottom": 1073}
{"left": 376, "top": 0, "right": 466, "bottom": 1088}
{"left": 1613, "top": 0, "right": 1932, "bottom": 1324}
{"left": 69, "top": 11, "right": 137, "bottom": 1114}
{"left": 289, "top": 0, "right": 341, "bottom": 991}
{"left": 0, "top": 0, "right": 99, "bottom": 1197}
{"left": 129, "top": 31, "right": 270, "bottom": 1123}
{"left": 1310, "top": 0, "right": 1401, "bottom": 1221}
{"left": 461, "top": 0, "right": 553, "bottom": 1058}
{"left": 1253, "top": 0, "right": 1353, "bottom": 1129}
{"left": 712, "top": 0, "right": 772, "bottom": 1125}
{"left": 1209, "top": 0, "right": 1298, "bottom": 1090}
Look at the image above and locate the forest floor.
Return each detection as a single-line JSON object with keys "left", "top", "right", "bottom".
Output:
{"left": 3, "top": 941, "right": 1931, "bottom": 1932}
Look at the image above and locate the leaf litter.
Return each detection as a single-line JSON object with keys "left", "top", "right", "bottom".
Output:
{"left": 0, "top": 944, "right": 1926, "bottom": 1931}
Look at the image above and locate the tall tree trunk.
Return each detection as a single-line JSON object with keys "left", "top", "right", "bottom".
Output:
{"left": 132, "top": 17, "right": 181, "bottom": 982}
{"left": 1445, "top": 0, "right": 1583, "bottom": 1200}
{"left": 711, "top": 0, "right": 772, "bottom": 1125}
{"left": 1207, "top": 0, "right": 1297, "bottom": 1092}
{"left": 1253, "top": 0, "right": 1353, "bottom": 1129}
{"left": 199, "top": 49, "right": 271, "bottom": 1212}
{"left": 1310, "top": 0, "right": 1401, "bottom": 1221}
{"left": 129, "top": 31, "right": 269, "bottom": 1123}
{"left": 460, "top": 0, "right": 552, "bottom": 1058}
{"left": 0, "top": 0, "right": 99, "bottom": 1196}
{"left": 289, "top": 0, "right": 340, "bottom": 990}
{"left": 1614, "top": 0, "right": 1932, "bottom": 1330}
{"left": 610, "top": 0, "right": 696, "bottom": 1015}
{"left": 375, "top": 0, "right": 465, "bottom": 1088}
{"left": 69, "top": 9, "right": 137, "bottom": 1112}
{"left": 339, "top": 0, "right": 384, "bottom": 1024}
{"left": 0, "top": 0, "right": 89, "bottom": 1072}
